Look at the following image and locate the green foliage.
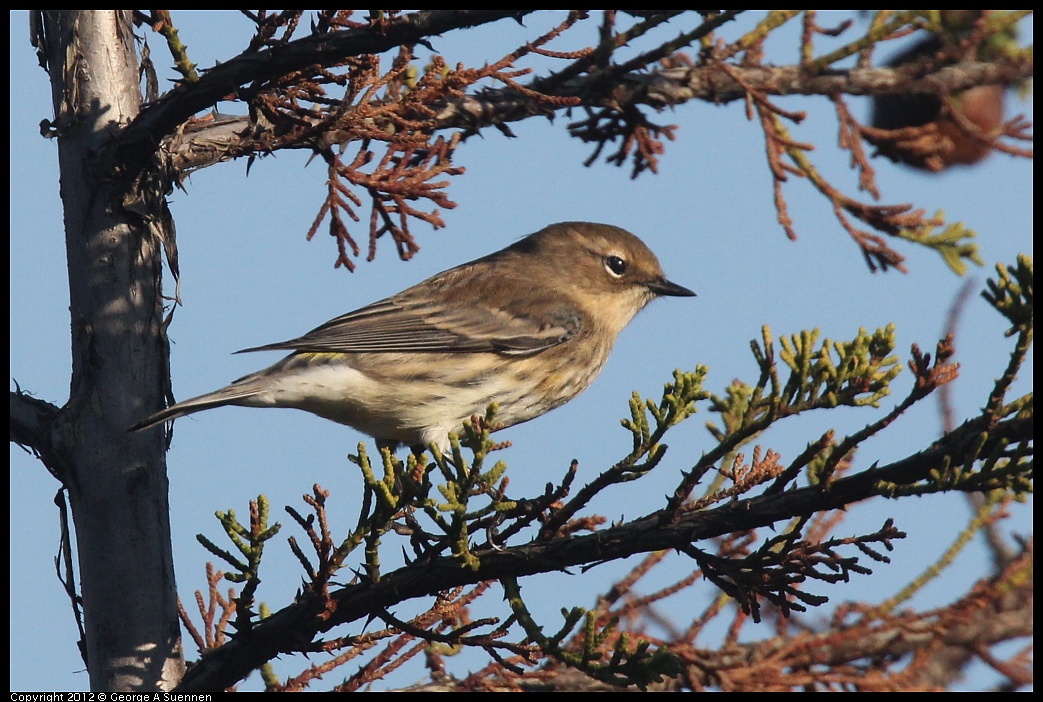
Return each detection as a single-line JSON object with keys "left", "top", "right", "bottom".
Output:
{"left": 707, "top": 325, "right": 901, "bottom": 443}
{"left": 425, "top": 410, "right": 516, "bottom": 571}
{"left": 292, "top": 406, "right": 520, "bottom": 579}
{"left": 196, "top": 495, "right": 280, "bottom": 629}
{"left": 983, "top": 254, "right": 1034, "bottom": 333}
{"left": 503, "top": 577, "right": 684, "bottom": 689}
{"left": 622, "top": 367, "right": 708, "bottom": 460}
{"left": 895, "top": 216, "right": 984, "bottom": 276}
{"left": 875, "top": 257, "right": 1032, "bottom": 499}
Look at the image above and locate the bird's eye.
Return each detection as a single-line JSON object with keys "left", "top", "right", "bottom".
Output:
{"left": 604, "top": 255, "right": 627, "bottom": 277}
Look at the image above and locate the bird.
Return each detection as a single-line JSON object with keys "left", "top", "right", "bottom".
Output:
{"left": 869, "top": 21, "right": 1007, "bottom": 172}
{"left": 131, "top": 221, "right": 695, "bottom": 449}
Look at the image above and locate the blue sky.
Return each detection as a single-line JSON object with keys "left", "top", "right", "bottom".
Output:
{"left": 10, "top": 11, "right": 1033, "bottom": 691}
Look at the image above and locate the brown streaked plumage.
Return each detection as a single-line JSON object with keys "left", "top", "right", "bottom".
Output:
{"left": 131, "top": 222, "right": 695, "bottom": 448}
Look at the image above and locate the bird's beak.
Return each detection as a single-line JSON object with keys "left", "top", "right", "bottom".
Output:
{"left": 647, "top": 277, "right": 696, "bottom": 298}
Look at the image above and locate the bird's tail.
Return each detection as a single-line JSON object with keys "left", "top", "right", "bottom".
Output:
{"left": 128, "top": 383, "right": 264, "bottom": 432}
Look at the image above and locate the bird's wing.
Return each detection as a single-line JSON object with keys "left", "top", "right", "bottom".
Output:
{"left": 238, "top": 294, "right": 583, "bottom": 356}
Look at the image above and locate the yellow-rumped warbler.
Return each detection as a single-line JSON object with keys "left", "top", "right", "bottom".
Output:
{"left": 131, "top": 222, "right": 694, "bottom": 448}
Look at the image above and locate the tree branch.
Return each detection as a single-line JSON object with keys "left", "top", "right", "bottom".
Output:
{"left": 438, "top": 58, "right": 1034, "bottom": 135}
{"left": 116, "top": 10, "right": 533, "bottom": 178}
{"left": 177, "top": 413, "right": 1030, "bottom": 691}
{"left": 9, "top": 389, "right": 59, "bottom": 449}
{"left": 381, "top": 542, "right": 1033, "bottom": 691}
{"left": 9, "top": 389, "right": 67, "bottom": 480}
{"left": 679, "top": 541, "right": 1034, "bottom": 691}
{"left": 163, "top": 58, "right": 1033, "bottom": 174}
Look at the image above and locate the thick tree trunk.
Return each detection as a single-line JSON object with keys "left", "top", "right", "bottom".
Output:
{"left": 36, "top": 10, "right": 185, "bottom": 690}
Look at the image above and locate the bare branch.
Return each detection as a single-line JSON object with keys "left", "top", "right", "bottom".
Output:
{"left": 9, "top": 388, "right": 66, "bottom": 480}
{"left": 117, "top": 10, "right": 534, "bottom": 177}
{"left": 164, "top": 59, "right": 1032, "bottom": 174}
{"left": 9, "top": 388, "right": 59, "bottom": 450}
{"left": 432, "top": 59, "right": 1032, "bottom": 136}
